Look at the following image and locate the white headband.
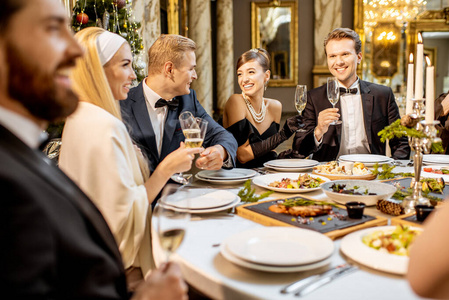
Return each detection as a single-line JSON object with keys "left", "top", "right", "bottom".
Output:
{"left": 96, "top": 31, "right": 127, "bottom": 66}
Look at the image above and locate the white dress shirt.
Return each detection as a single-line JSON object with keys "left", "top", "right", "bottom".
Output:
{"left": 0, "top": 106, "right": 45, "bottom": 149}
{"left": 337, "top": 79, "right": 370, "bottom": 156}
{"left": 142, "top": 79, "right": 167, "bottom": 155}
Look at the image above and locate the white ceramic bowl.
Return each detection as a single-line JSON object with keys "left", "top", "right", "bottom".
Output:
{"left": 321, "top": 180, "right": 396, "bottom": 206}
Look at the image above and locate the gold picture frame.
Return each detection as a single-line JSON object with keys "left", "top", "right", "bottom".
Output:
{"left": 251, "top": 1, "right": 298, "bottom": 87}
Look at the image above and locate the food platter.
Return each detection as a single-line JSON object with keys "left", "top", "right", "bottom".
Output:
{"left": 340, "top": 226, "right": 422, "bottom": 275}
{"left": 252, "top": 173, "right": 329, "bottom": 193}
{"left": 320, "top": 180, "right": 396, "bottom": 206}
{"left": 312, "top": 170, "right": 376, "bottom": 181}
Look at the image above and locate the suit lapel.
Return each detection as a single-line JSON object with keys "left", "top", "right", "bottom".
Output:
{"left": 130, "top": 83, "right": 160, "bottom": 163}
{"left": 360, "top": 80, "right": 374, "bottom": 143}
{"left": 0, "top": 125, "right": 124, "bottom": 267}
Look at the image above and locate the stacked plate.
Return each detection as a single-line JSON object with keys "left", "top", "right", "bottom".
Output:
{"left": 163, "top": 188, "right": 240, "bottom": 214}
{"left": 195, "top": 168, "right": 257, "bottom": 184}
{"left": 263, "top": 159, "right": 319, "bottom": 172}
{"left": 220, "top": 227, "right": 334, "bottom": 272}
{"left": 423, "top": 154, "right": 449, "bottom": 165}
{"left": 338, "top": 154, "right": 393, "bottom": 167}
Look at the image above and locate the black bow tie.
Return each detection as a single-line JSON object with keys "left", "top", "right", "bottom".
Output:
{"left": 339, "top": 87, "right": 358, "bottom": 95}
{"left": 155, "top": 98, "right": 179, "bottom": 110}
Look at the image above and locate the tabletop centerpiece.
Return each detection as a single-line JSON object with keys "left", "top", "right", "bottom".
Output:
{"left": 379, "top": 34, "right": 443, "bottom": 214}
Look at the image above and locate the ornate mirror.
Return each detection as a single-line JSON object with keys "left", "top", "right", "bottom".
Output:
{"left": 251, "top": 1, "right": 298, "bottom": 87}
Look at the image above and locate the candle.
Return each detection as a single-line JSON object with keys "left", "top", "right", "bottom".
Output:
{"left": 425, "top": 56, "right": 435, "bottom": 123}
{"left": 415, "top": 33, "right": 424, "bottom": 100}
{"left": 406, "top": 53, "right": 414, "bottom": 115}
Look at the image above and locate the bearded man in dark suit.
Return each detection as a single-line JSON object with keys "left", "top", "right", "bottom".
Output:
{"left": 292, "top": 28, "right": 410, "bottom": 161}
{"left": 0, "top": 0, "right": 186, "bottom": 299}
{"left": 121, "top": 35, "right": 237, "bottom": 173}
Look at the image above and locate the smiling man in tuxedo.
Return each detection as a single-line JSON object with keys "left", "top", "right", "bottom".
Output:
{"left": 291, "top": 27, "right": 409, "bottom": 161}
{"left": 0, "top": 0, "right": 187, "bottom": 299}
{"left": 121, "top": 34, "right": 237, "bottom": 172}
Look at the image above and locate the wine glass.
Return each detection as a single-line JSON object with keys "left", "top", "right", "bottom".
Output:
{"left": 295, "top": 84, "right": 307, "bottom": 132}
{"left": 154, "top": 184, "right": 190, "bottom": 262}
{"left": 327, "top": 77, "right": 342, "bottom": 125}
{"left": 171, "top": 111, "right": 197, "bottom": 184}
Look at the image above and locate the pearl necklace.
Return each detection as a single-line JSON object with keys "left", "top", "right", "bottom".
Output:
{"left": 242, "top": 92, "right": 266, "bottom": 123}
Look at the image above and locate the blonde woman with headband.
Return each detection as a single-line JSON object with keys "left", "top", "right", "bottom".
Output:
{"left": 59, "top": 27, "right": 201, "bottom": 289}
{"left": 223, "top": 48, "right": 301, "bottom": 168}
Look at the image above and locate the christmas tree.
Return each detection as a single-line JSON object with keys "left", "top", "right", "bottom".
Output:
{"left": 71, "top": 0, "right": 146, "bottom": 81}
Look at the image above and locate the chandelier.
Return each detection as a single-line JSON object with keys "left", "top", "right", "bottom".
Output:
{"left": 364, "top": 0, "right": 427, "bottom": 28}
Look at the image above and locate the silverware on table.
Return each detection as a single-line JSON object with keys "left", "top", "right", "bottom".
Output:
{"left": 294, "top": 265, "right": 358, "bottom": 297}
{"left": 280, "top": 264, "right": 351, "bottom": 294}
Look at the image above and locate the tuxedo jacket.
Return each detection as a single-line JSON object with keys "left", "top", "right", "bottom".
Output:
{"left": 293, "top": 80, "right": 410, "bottom": 161}
{"left": 121, "top": 82, "right": 237, "bottom": 172}
{"left": 0, "top": 125, "right": 129, "bottom": 299}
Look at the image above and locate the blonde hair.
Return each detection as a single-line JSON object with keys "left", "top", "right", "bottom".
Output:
{"left": 71, "top": 27, "right": 122, "bottom": 120}
{"left": 147, "top": 34, "right": 196, "bottom": 75}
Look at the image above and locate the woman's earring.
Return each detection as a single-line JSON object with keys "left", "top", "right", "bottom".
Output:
{"left": 264, "top": 81, "right": 268, "bottom": 91}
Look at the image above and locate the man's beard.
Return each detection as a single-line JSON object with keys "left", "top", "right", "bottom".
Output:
{"left": 6, "top": 41, "right": 79, "bottom": 122}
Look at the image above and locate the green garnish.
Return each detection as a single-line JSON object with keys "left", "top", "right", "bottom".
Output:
{"left": 372, "top": 163, "right": 414, "bottom": 179}
{"left": 238, "top": 179, "right": 273, "bottom": 203}
{"left": 282, "top": 198, "right": 338, "bottom": 208}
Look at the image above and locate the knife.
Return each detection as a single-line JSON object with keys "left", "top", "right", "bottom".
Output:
{"left": 280, "top": 264, "right": 351, "bottom": 294}
{"left": 295, "top": 265, "right": 358, "bottom": 297}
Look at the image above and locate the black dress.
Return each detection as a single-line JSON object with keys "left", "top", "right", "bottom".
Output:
{"left": 226, "top": 118, "right": 279, "bottom": 168}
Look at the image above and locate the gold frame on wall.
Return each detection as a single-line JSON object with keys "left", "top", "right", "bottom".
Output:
{"left": 251, "top": 1, "right": 298, "bottom": 87}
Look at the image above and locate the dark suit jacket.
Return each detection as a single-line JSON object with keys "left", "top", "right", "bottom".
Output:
{"left": 120, "top": 82, "right": 237, "bottom": 172}
{"left": 292, "top": 80, "right": 410, "bottom": 161}
{"left": 0, "top": 125, "right": 129, "bottom": 299}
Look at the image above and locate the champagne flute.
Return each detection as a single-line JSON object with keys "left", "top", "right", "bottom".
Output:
{"left": 155, "top": 184, "right": 190, "bottom": 262}
{"left": 327, "top": 77, "right": 342, "bottom": 125}
{"left": 171, "top": 111, "right": 197, "bottom": 184}
{"left": 295, "top": 84, "right": 307, "bottom": 132}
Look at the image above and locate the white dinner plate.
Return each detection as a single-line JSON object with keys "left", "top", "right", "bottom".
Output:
{"left": 338, "top": 154, "right": 393, "bottom": 167}
{"left": 220, "top": 243, "right": 332, "bottom": 273}
{"left": 252, "top": 173, "right": 329, "bottom": 193}
{"left": 340, "top": 226, "right": 422, "bottom": 275}
{"left": 196, "top": 168, "right": 257, "bottom": 180}
{"left": 320, "top": 180, "right": 397, "bottom": 206}
{"left": 224, "top": 227, "right": 334, "bottom": 266}
{"left": 264, "top": 159, "right": 319, "bottom": 168}
{"left": 164, "top": 195, "right": 241, "bottom": 214}
{"left": 165, "top": 189, "right": 237, "bottom": 209}
{"left": 263, "top": 163, "right": 318, "bottom": 172}
{"left": 195, "top": 174, "right": 252, "bottom": 185}
{"left": 423, "top": 154, "right": 449, "bottom": 165}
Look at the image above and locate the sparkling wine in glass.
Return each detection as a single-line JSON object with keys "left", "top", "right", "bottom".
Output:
{"left": 155, "top": 185, "right": 190, "bottom": 262}
{"left": 295, "top": 84, "right": 307, "bottom": 132}
{"left": 171, "top": 111, "right": 197, "bottom": 184}
{"left": 327, "top": 77, "right": 342, "bottom": 125}
{"left": 183, "top": 118, "right": 207, "bottom": 149}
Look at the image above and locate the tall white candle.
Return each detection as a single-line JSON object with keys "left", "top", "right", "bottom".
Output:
{"left": 425, "top": 56, "right": 435, "bottom": 123}
{"left": 415, "top": 33, "right": 424, "bottom": 100}
{"left": 406, "top": 53, "right": 414, "bottom": 115}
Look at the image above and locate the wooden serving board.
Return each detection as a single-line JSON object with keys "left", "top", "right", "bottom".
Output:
{"left": 236, "top": 196, "right": 387, "bottom": 240}
{"left": 312, "top": 170, "right": 376, "bottom": 181}
{"left": 391, "top": 213, "right": 424, "bottom": 228}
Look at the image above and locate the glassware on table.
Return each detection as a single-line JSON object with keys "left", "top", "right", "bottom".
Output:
{"left": 327, "top": 77, "right": 342, "bottom": 125}
{"left": 295, "top": 84, "right": 307, "bottom": 132}
{"left": 154, "top": 184, "right": 190, "bottom": 262}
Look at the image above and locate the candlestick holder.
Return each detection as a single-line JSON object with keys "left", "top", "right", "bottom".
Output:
{"left": 402, "top": 105, "right": 441, "bottom": 213}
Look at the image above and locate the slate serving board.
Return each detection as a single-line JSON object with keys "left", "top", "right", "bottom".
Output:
{"left": 236, "top": 196, "right": 387, "bottom": 240}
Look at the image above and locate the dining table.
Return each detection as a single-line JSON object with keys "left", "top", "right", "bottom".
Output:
{"left": 151, "top": 160, "right": 436, "bottom": 300}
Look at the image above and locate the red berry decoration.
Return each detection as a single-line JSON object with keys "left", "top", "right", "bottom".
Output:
{"left": 76, "top": 13, "right": 89, "bottom": 25}
{"left": 113, "top": 0, "right": 126, "bottom": 9}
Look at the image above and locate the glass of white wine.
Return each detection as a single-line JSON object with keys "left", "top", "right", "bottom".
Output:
{"left": 327, "top": 77, "right": 342, "bottom": 125}
{"left": 295, "top": 84, "right": 307, "bottom": 132}
{"left": 155, "top": 184, "right": 190, "bottom": 262}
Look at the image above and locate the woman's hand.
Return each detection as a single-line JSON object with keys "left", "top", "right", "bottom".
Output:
{"left": 161, "top": 142, "right": 203, "bottom": 176}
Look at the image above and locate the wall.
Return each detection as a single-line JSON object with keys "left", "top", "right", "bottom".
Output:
{"left": 232, "top": 0, "right": 353, "bottom": 113}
